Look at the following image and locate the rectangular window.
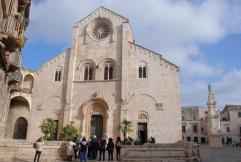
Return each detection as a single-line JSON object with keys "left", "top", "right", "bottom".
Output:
{"left": 193, "top": 115, "right": 197, "bottom": 121}
{"left": 187, "top": 137, "right": 191, "bottom": 142}
{"left": 89, "top": 68, "right": 93, "bottom": 80}
{"left": 194, "top": 137, "right": 198, "bottom": 143}
{"left": 238, "top": 112, "right": 241, "bottom": 118}
{"left": 84, "top": 68, "right": 88, "bottom": 80}
{"left": 58, "top": 71, "right": 62, "bottom": 81}
{"left": 182, "top": 116, "right": 185, "bottom": 121}
{"left": 201, "top": 127, "right": 204, "bottom": 132}
{"left": 139, "top": 67, "right": 142, "bottom": 78}
{"left": 55, "top": 71, "right": 58, "bottom": 81}
{"left": 182, "top": 125, "right": 186, "bottom": 133}
{"left": 226, "top": 127, "right": 230, "bottom": 133}
{"left": 104, "top": 67, "right": 108, "bottom": 80}
{"left": 193, "top": 125, "right": 198, "bottom": 133}
{"left": 143, "top": 67, "right": 147, "bottom": 78}
{"left": 109, "top": 67, "right": 113, "bottom": 79}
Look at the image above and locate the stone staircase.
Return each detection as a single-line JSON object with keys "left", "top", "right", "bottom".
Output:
{"left": 122, "top": 142, "right": 201, "bottom": 162}
{"left": 0, "top": 139, "right": 65, "bottom": 161}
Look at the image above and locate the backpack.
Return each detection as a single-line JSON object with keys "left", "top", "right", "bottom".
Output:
{"left": 116, "top": 141, "right": 121, "bottom": 148}
{"left": 33, "top": 143, "right": 37, "bottom": 149}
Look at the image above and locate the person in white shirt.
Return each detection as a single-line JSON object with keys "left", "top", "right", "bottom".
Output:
{"left": 67, "top": 140, "right": 76, "bottom": 161}
{"left": 33, "top": 137, "right": 44, "bottom": 162}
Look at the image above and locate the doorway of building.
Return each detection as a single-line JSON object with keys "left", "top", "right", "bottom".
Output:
{"left": 52, "top": 120, "right": 58, "bottom": 140}
{"left": 91, "top": 115, "right": 103, "bottom": 138}
{"left": 138, "top": 123, "right": 147, "bottom": 144}
{"left": 13, "top": 117, "right": 28, "bottom": 139}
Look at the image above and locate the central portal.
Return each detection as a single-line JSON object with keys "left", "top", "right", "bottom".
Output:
{"left": 91, "top": 115, "right": 103, "bottom": 138}
{"left": 81, "top": 98, "right": 109, "bottom": 138}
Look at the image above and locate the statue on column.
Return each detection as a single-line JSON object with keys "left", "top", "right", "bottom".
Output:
{"left": 207, "top": 84, "right": 222, "bottom": 147}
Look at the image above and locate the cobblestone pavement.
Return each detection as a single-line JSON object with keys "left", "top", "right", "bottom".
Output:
{"left": 200, "top": 145, "right": 241, "bottom": 162}
{"left": 0, "top": 145, "right": 241, "bottom": 162}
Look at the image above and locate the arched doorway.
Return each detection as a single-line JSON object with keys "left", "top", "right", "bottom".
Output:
{"left": 81, "top": 98, "right": 109, "bottom": 138}
{"left": 4, "top": 96, "right": 30, "bottom": 139}
{"left": 13, "top": 117, "right": 28, "bottom": 139}
{"left": 23, "top": 74, "right": 34, "bottom": 89}
{"left": 91, "top": 115, "right": 103, "bottom": 138}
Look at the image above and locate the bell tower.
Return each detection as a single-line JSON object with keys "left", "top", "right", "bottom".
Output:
{"left": 207, "top": 84, "right": 222, "bottom": 147}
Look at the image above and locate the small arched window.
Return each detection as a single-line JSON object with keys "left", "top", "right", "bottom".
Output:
{"left": 55, "top": 66, "right": 62, "bottom": 82}
{"left": 138, "top": 62, "right": 147, "bottom": 78}
{"left": 104, "top": 62, "right": 114, "bottom": 80}
{"left": 84, "top": 65, "right": 94, "bottom": 81}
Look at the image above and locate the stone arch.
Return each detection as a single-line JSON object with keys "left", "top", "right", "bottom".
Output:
{"left": 23, "top": 74, "right": 34, "bottom": 89}
{"left": 80, "top": 98, "right": 109, "bottom": 138}
{"left": 86, "top": 17, "right": 114, "bottom": 42}
{"left": 41, "top": 95, "right": 65, "bottom": 139}
{"left": 127, "top": 94, "right": 158, "bottom": 106}
{"left": 98, "top": 58, "right": 116, "bottom": 80}
{"left": 138, "top": 111, "right": 149, "bottom": 121}
{"left": 5, "top": 96, "right": 30, "bottom": 139}
{"left": 138, "top": 61, "right": 148, "bottom": 78}
{"left": 54, "top": 65, "right": 63, "bottom": 82}
{"left": 78, "top": 59, "right": 96, "bottom": 81}
{"left": 13, "top": 117, "right": 28, "bottom": 139}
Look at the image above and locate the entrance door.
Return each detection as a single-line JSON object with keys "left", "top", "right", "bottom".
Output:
{"left": 138, "top": 123, "right": 147, "bottom": 144}
{"left": 91, "top": 115, "right": 103, "bottom": 138}
{"left": 13, "top": 117, "right": 28, "bottom": 139}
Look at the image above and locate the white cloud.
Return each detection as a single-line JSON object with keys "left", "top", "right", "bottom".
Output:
{"left": 27, "top": 0, "right": 241, "bottom": 106}
{"left": 182, "top": 69, "right": 241, "bottom": 108}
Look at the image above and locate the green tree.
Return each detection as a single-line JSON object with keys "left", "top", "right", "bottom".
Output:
{"left": 39, "top": 118, "right": 57, "bottom": 140}
{"left": 120, "top": 119, "right": 132, "bottom": 140}
{"left": 60, "top": 121, "right": 80, "bottom": 141}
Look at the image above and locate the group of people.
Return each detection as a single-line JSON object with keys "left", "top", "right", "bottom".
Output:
{"left": 67, "top": 135, "right": 122, "bottom": 162}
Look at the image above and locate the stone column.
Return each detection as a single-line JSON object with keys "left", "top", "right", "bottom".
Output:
{"left": 120, "top": 23, "right": 130, "bottom": 122}
{"left": 63, "top": 27, "right": 79, "bottom": 126}
{"left": 207, "top": 84, "right": 222, "bottom": 147}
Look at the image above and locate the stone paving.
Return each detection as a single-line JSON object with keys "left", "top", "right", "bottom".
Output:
{"left": 1, "top": 145, "right": 241, "bottom": 162}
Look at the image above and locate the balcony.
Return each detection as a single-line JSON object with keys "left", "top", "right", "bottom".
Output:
{"left": 7, "top": 51, "right": 22, "bottom": 70}
{"left": 0, "top": 15, "right": 27, "bottom": 52}
{"left": 9, "top": 85, "right": 32, "bottom": 94}
{"left": 8, "top": 70, "right": 22, "bottom": 85}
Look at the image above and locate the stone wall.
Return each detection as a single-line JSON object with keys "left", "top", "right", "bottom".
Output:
{"left": 0, "top": 69, "right": 10, "bottom": 138}
{"left": 0, "top": 140, "right": 65, "bottom": 161}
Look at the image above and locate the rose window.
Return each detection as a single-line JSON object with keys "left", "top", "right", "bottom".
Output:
{"left": 92, "top": 23, "right": 111, "bottom": 40}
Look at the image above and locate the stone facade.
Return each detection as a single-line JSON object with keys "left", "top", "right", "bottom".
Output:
{"left": 220, "top": 105, "right": 241, "bottom": 144}
{"left": 181, "top": 106, "right": 208, "bottom": 144}
{"left": 0, "top": 0, "right": 31, "bottom": 138}
{"left": 3, "top": 7, "right": 182, "bottom": 143}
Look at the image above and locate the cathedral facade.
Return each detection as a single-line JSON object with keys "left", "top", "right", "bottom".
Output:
{"left": 4, "top": 7, "right": 182, "bottom": 143}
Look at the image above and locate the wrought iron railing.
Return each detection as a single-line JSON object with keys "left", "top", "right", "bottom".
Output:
{"left": 8, "top": 70, "right": 22, "bottom": 84}
{"left": 8, "top": 50, "right": 22, "bottom": 67}
{"left": 9, "top": 84, "right": 32, "bottom": 94}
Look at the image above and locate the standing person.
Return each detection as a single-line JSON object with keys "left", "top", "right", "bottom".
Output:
{"left": 73, "top": 137, "right": 79, "bottom": 160}
{"left": 115, "top": 137, "right": 122, "bottom": 161}
{"left": 106, "top": 138, "right": 114, "bottom": 161}
{"left": 33, "top": 137, "right": 44, "bottom": 162}
{"left": 67, "top": 140, "right": 76, "bottom": 161}
{"left": 98, "top": 136, "right": 107, "bottom": 161}
{"left": 90, "top": 135, "right": 99, "bottom": 160}
{"left": 79, "top": 137, "right": 88, "bottom": 162}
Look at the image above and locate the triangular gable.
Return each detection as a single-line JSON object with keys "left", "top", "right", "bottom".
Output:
{"left": 75, "top": 6, "right": 129, "bottom": 27}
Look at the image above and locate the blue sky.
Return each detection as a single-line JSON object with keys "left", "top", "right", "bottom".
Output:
{"left": 22, "top": 0, "right": 241, "bottom": 108}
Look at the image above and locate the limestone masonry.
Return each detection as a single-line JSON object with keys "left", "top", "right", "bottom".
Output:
{"left": 3, "top": 6, "right": 182, "bottom": 143}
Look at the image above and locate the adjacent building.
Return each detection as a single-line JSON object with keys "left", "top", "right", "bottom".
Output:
{"left": 182, "top": 104, "right": 241, "bottom": 145}
{"left": 182, "top": 106, "right": 208, "bottom": 144}
{"left": 220, "top": 105, "right": 241, "bottom": 144}
{"left": 0, "top": 0, "right": 31, "bottom": 138}
{"left": 3, "top": 7, "right": 182, "bottom": 143}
